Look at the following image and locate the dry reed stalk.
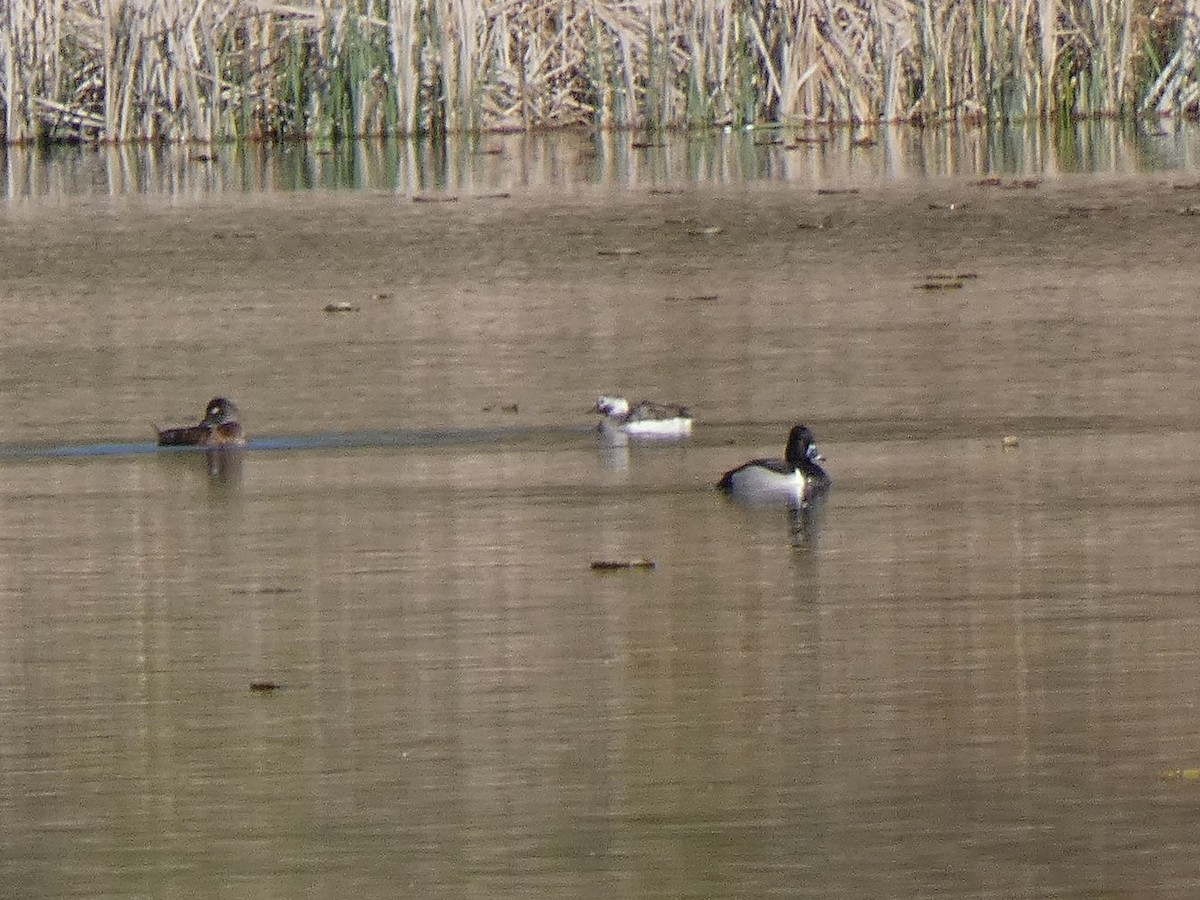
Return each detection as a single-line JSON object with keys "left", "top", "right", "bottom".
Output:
{"left": 0, "top": 0, "right": 1193, "bottom": 144}
{"left": 1038, "top": 0, "right": 1058, "bottom": 120}
{"left": 1145, "top": 0, "right": 1200, "bottom": 115}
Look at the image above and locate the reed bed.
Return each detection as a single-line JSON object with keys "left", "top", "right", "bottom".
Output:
{"left": 0, "top": 0, "right": 1192, "bottom": 144}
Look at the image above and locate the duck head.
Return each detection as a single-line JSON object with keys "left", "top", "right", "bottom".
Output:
{"left": 200, "top": 397, "right": 241, "bottom": 427}
{"left": 784, "top": 424, "right": 823, "bottom": 469}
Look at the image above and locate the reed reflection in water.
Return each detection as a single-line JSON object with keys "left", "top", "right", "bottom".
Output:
{"left": 4, "top": 119, "right": 1200, "bottom": 200}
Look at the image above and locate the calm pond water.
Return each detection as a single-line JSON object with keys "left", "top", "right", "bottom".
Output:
{"left": 5, "top": 129, "right": 1200, "bottom": 898}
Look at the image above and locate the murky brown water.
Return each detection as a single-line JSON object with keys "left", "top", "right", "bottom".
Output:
{"left": 5, "top": 161, "right": 1200, "bottom": 897}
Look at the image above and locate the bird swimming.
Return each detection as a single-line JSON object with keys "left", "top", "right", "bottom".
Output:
{"left": 156, "top": 396, "right": 246, "bottom": 448}
{"left": 716, "top": 424, "right": 830, "bottom": 506}
{"left": 592, "top": 395, "right": 693, "bottom": 439}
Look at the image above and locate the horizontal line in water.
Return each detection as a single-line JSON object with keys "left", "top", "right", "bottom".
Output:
{"left": 0, "top": 424, "right": 602, "bottom": 460}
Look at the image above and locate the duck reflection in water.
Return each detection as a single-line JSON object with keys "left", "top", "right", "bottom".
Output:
{"left": 204, "top": 447, "right": 243, "bottom": 484}
{"left": 787, "top": 499, "right": 827, "bottom": 548}
{"left": 717, "top": 423, "right": 832, "bottom": 547}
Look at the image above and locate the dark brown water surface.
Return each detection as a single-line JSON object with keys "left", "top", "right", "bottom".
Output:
{"left": 4, "top": 172, "right": 1200, "bottom": 897}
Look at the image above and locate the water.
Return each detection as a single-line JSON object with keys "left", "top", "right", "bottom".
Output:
{"left": 4, "top": 130, "right": 1200, "bottom": 897}
{"left": 7, "top": 118, "right": 1200, "bottom": 199}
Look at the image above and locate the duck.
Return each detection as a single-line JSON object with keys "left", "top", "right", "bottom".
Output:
{"left": 592, "top": 395, "right": 693, "bottom": 439}
{"left": 156, "top": 397, "right": 246, "bottom": 448}
{"left": 717, "top": 424, "right": 831, "bottom": 505}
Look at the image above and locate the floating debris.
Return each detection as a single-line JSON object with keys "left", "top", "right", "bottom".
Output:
{"left": 928, "top": 202, "right": 967, "bottom": 211}
{"left": 412, "top": 195, "right": 459, "bottom": 203}
{"left": 1162, "top": 768, "right": 1200, "bottom": 781}
{"left": 323, "top": 301, "right": 359, "bottom": 313}
{"left": 664, "top": 294, "right": 719, "bottom": 303}
{"left": 649, "top": 188, "right": 683, "bottom": 195}
{"left": 373, "top": 292, "right": 394, "bottom": 300}
{"left": 478, "top": 192, "right": 511, "bottom": 200}
{"left": 1173, "top": 181, "right": 1200, "bottom": 191}
{"left": 851, "top": 137, "right": 877, "bottom": 147}
{"left": 483, "top": 402, "right": 520, "bottom": 414}
{"left": 926, "top": 272, "right": 978, "bottom": 281}
{"left": 598, "top": 247, "right": 641, "bottom": 257}
{"left": 477, "top": 146, "right": 504, "bottom": 155}
{"left": 631, "top": 141, "right": 664, "bottom": 149}
{"left": 1002, "top": 435, "right": 1019, "bottom": 450}
{"left": 1180, "top": 206, "right": 1200, "bottom": 216}
{"left": 917, "top": 280, "right": 964, "bottom": 291}
{"left": 816, "top": 188, "right": 860, "bottom": 195}
{"left": 687, "top": 226, "right": 723, "bottom": 236}
{"left": 591, "top": 559, "right": 657, "bottom": 571}
{"left": 797, "top": 215, "right": 834, "bottom": 230}
{"left": 249, "top": 681, "right": 282, "bottom": 693}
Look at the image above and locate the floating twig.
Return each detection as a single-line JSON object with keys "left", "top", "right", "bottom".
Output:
{"left": 591, "top": 559, "right": 657, "bottom": 571}
{"left": 1162, "top": 768, "right": 1200, "bottom": 781}
{"left": 797, "top": 215, "right": 834, "bottom": 230}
